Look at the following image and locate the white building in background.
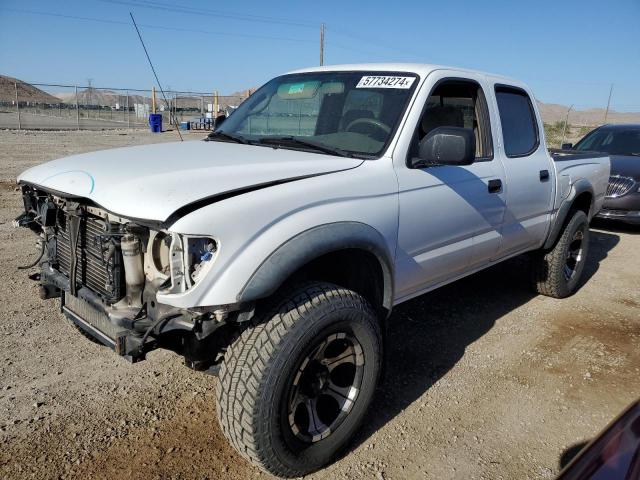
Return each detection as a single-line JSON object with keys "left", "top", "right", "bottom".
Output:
{"left": 134, "top": 103, "right": 150, "bottom": 118}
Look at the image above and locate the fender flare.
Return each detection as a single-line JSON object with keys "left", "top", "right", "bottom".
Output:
{"left": 543, "top": 178, "right": 594, "bottom": 250}
{"left": 237, "top": 222, "right": 395, "bottom": 310}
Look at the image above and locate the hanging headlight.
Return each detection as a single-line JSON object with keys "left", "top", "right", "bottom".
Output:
{"left": 163, "top": 234, "right": 217, "bottom": 294}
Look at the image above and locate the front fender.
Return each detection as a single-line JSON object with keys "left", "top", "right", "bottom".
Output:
{"left": 238, "top": 222, "right": 395, "bottom": 310}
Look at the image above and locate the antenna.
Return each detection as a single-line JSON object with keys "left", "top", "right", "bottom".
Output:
{"left": 129, "top": 12, "right": 183, "bottom": 141}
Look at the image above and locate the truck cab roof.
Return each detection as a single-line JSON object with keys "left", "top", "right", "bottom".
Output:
{"left": 288, "top": 63, "right": 528, "bottom": 90}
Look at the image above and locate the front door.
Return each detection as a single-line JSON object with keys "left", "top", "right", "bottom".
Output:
{"left": 394, "top": 74, "right": 506, "bottom": 301}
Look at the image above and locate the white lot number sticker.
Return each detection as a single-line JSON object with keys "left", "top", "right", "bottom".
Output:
{"left": 356, "top": 76, "right": 415, "bottom": 89}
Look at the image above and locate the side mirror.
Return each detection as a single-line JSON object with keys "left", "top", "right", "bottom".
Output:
{"left": 414, "top": 127, "right": 475, "bottom": 167}
{"left": 561, "top": 142, "right": 573, "bottom": 150}
{"left": 214, "top": 115, "right": 226, "bottom": 129}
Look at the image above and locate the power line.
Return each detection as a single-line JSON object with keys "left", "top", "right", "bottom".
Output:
{"left": 326, "top": 26, "right": 426, "bottom": 58}
{"left": 129, "top": 12, "right": 182, "bottom": 141}
{"left": 98, "top": 0, "right": 317, "bottom": 28}
{"left": 3, "top": 8, "right": 317, "bottom": 44}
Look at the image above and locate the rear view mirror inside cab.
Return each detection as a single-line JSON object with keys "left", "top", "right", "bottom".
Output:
{"left": 277, "top": 81, "right": 322, "bottom": 99}
{"left": 276, "top": 81, "right": 344, "bottom": 100}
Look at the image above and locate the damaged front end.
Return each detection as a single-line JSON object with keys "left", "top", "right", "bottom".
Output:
{"left": 15, "top": 184, "right": 245, "bottom": 371}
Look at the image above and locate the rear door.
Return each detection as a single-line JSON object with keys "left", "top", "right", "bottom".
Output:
{"left": 491, "top": 84, "right": 555, "bottom": 257}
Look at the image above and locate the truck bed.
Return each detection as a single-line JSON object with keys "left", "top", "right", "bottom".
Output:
{"left": 549, "top": 148, "right": 608, "bottom": 162}
{"left": 549, "top": 148, "right": 610, "bottom": 222}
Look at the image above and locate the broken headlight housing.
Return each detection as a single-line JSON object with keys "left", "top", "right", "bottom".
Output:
{"left": 161, "top": 234, "right": 217, "bottom": 294}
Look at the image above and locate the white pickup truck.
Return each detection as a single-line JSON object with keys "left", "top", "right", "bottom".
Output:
{"left": 16, "top": 64, "right": 609, "bottom": 477}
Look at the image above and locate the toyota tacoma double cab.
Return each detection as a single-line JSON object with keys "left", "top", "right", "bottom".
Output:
{"left": 15, "top": 64, "right": 609, "bottom": 477}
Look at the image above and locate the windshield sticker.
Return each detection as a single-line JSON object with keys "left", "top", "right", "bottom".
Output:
{"left": 288, "top": 83, "right": 306, "bottom": 94}
{"left": 356, "top": 76, "right": 416, "bottom": 89}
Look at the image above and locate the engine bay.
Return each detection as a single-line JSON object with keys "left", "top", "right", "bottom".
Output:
{"left": 15, "top": 184, "right": 233, "bottom": 368}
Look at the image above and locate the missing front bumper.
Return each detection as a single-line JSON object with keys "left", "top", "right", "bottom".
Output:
{"left": 63, "top": 292, "right": 148, "bottom": 362}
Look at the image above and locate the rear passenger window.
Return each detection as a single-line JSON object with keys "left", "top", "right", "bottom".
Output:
{"left": 495, "top": 87, "right": 539, "bottom": 157}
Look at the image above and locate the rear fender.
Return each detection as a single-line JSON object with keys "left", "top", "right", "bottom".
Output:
{"left": 543, "top": 178, "right": 594, "bottom": 250}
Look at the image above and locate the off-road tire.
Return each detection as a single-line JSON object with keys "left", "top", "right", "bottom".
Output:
{"left": 531, "top": 209, "right": 590, "bottom": 298}
{"left": 216, "top": 282, "right": 382, "bottom": 477}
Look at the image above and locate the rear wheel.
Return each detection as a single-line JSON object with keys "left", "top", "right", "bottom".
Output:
{"left": 216, "top": 282, "right": 382, "bottom": 477}
{"left": 531, "top": 209, "right": 590, "bottom": 298}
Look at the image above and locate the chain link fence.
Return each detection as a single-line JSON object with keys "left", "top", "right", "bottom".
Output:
{"left": 1, "top": 81, "right": 633, "bottom": 149}
{"left": 0, "top": 82, "right": 250, "bottom": 131}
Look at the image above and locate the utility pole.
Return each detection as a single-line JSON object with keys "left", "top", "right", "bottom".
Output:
{"left": 319, "top": 23, "right": 325, "bottom": 66}
{"left": 87, "top": 78, "right": 93, "bottom": 108}
{"left": 14, "top": 82, "right": 21, "bottom": 130}
{"left": 560, "top": 104, "right": 574, "bottom": 148}
{"left": 603, "top": 83, "right": 613, "bottom": 124}
{"left": 75, "top": 85, "right": 80, "bottom": 130}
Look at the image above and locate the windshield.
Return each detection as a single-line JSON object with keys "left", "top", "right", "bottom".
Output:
{"left": 212, "top": 71, "right": 419, "bottom": 158}
{"left": 574, "top": 128, "right": 640, "bottom": 155}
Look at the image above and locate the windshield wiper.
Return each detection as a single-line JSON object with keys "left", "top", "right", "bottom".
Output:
{"left": 206, "top": 131, "right": 250, "bottom": 144}
{"left": 258, "top": 136, "right": 356, "bottom": 158}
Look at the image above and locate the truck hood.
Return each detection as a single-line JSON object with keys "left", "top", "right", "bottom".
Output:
{"left": 610, "top": 155, "right": 640, "bottom": 179}
{"left": 18, "top": 140, "right": 363, "bottom": 223}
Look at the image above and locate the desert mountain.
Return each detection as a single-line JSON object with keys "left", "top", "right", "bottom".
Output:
{"left": 0, "top": 75, "right": 61, "bottom": 103}
{"left": 2, "top": 75, "right": 640, "bottom": 124}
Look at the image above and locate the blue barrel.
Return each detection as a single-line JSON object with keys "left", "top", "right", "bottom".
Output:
{"left": 149, "top": 113, "right": 162, "bottom": 133}
{"left": 179, "top": 121, "right": 190, "bottom": 130}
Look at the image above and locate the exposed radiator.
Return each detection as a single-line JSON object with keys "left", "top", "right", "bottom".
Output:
{"left": 64, "top": 292, "right": 124, "bottom": 340}
{"left": 55, "top": 211, "right": 124, "bottom": 302}
{"left": 606, "top": 175, "right": 635, "bottom": 198}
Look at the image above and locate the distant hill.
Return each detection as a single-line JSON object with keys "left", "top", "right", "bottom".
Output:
{"left": 0, "top": 75, "right": 61, "bottom": 103}
{"left": 537, "top": 101, "right": 640, "bottom": 126}
{"left": 3, "top": 75, "right": 640, "bottom": 124}
{"left": 54, "top": 88, "right": 251, "bottom": 109}
{"left": 55, "top": 89, "right": 150, "bottom": 107}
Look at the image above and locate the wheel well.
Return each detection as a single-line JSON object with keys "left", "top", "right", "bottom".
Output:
{"left": 287, "top": 249, "right": 387, "bottom": 317}
{"left": 571, "top": 191, "right": 592, "bottom": 217}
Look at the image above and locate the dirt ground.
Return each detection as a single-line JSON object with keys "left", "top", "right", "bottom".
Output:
{"left": 0, "top": 129, "right": 638, "bottom": 480}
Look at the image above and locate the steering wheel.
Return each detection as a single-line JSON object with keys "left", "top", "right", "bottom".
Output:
{"left": 345, "top": 117, "right": 391, "bottom": 136}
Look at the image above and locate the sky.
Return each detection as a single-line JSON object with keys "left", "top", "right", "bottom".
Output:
{"left": 1, "top": 0, "right": 639, "bottom": 111}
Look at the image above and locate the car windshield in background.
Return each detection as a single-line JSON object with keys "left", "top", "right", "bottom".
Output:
{"left": 210, "top": 71, "right": 419, "bottom": 158}
{"left": 574, "top": 128, "right": 640, "bottom": 156}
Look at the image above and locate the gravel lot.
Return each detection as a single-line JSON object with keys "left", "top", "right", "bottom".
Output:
{"left": 0, "top": 129, "right": 638, "bottom": 480}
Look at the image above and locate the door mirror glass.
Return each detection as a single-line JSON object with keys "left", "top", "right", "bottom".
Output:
{"left": 415, "top": 126, "right": 475, "bottom": 166}
{"left": 561, "top": 142, "right": 573, "bottom": 150}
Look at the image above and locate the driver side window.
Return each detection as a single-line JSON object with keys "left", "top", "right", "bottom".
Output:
{"left": 410, "top": 79, "right": 493, "bottom": 161}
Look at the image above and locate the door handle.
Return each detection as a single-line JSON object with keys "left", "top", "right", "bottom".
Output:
{"left": 540, "top": 169, "right": 550, "bottom": 181}
{"left": 488, "top": 179, "right": 502, "bottom": 193}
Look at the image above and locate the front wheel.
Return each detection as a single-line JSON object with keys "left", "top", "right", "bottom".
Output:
{"left": 531, "top": 209, "right": 590, "bottom": 298}
{"left": 216, "top": 282, "right": 382, "bottom": 477}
